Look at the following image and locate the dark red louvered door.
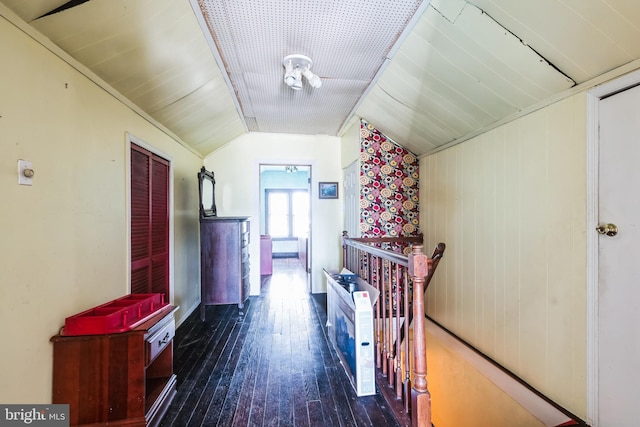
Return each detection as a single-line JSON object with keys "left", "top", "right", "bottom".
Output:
{"left": 130, "top": 144, "right": 169, "bottom": 301}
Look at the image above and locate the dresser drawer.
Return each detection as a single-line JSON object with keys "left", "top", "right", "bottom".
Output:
{"left": 146, "top": 317, "right": 175, "bottom": 365}
{"left": 242, "top": 256, "right": 250, "bottom": 276}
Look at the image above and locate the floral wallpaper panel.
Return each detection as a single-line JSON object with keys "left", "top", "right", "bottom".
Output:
{"left": 359, "top": 120, "right": 419, "bottom": 251}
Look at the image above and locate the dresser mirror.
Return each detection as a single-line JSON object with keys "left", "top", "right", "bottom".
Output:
{"left": 198, "top": 166, "right": 217, "bottom": 218}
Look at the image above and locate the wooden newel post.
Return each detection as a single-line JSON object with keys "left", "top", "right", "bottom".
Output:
{"left": 408, "top": 244, "right": 432, "bottom": 427}
{"left": 342, "top": 231, "right": 349, "bottom": 269}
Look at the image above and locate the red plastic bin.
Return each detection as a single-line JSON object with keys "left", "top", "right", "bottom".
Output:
{"left": 62, "top": 293, "right": 167, "bottom": 336}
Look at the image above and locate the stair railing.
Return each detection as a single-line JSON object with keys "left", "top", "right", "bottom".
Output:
{"left": 342, "top": 231, "right": 445, "bottom": 426}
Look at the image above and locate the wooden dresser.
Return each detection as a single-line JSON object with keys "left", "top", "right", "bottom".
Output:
{"left": 200, "top": 216, "right": 250, "bottom": 320}
{"left": 51, "top": 305, "right": 178, "bottom": 426}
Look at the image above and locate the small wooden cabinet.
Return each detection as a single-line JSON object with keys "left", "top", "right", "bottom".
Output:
{"left": 200, "top": 216, "right": 250, "bottom": 320}
{"left": 51, "top": 306, "right": 178, "bottom": 426}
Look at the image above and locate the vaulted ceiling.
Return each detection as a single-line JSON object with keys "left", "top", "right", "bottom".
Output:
{"left": 3, "top": 0, "right": 640, "bottom": 157}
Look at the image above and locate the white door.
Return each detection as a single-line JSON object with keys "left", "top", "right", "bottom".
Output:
{"left": 597, "top": 83, "right": 640, "bottom": 426}
{"left": 344, "top": 160, "right": 360, "bottom": 237}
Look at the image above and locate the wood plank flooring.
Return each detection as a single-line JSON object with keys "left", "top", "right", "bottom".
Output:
{"left": 160, "top": 258, "right": 401, "bottom": 427}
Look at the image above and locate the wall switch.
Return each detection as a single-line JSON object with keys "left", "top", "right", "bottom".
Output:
{"left": 18, "top": 159, "right": 34, "bottom": 186}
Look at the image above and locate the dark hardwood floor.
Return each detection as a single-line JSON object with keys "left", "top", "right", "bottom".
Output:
{"left": 160, "top": 258, "right": 401, "bottom": 427}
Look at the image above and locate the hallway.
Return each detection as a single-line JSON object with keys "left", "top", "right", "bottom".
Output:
{"left": 160, "top": 258, "right": 400, "bottom": 427}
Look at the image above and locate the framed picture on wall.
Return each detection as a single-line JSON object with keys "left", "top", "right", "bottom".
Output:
{"left": 319, "top": 182, "right": 339, "bottom": 199}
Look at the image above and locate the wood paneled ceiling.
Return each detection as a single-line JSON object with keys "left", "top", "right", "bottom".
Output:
{"left": 2, "top": 0, "right": 640, "bottom": 157}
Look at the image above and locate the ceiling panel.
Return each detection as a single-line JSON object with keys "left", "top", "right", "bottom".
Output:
{"left": 195, "top": 0, "right": 427, "bottom": 135}
{"left": 358, "top": 88, "right": 450, "bottom": 155}
{"left": 4, "top": 0, "right": 640, "bottom": 157}
{"left": 0, "top": 0, "right": 68, "bottom": 22}
{"left": 151, "top": 80, "right": 246, "bottom": 154}
{"left": 356, "top": 1, "right": 575, "bottom": 153}
{"left": 27, "top": 0, "right": 245, "bottom": 156}
{"left": 376, "top": 66, "right": 483, "bottom": 137}
{"left": 242, "top": 69, "right": 371, "bottom": 136}
{"left": 468, "top": 0, "right": 640, "bottom": 83}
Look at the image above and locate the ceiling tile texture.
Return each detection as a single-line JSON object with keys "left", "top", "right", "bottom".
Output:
{"left": 195, "top": 0, "right": 425, "bottom": 136}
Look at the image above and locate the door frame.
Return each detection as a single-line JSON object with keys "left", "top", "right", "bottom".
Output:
{"left": 126, "top": 132, "right": 175, "bottom": 302}
{"left": 257, "top": 161, "right": 313, "bottom": 292}
{"left": 585, "top": 68, "right": 640, "bottom": 426}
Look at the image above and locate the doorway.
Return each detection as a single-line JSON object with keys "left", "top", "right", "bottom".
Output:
{"left": 586, "top": 70, "right": 640, "bottom": 426}
{"left": 259, "top": 164, "right": 311, "bottom": 291}
{"left": 130, "top": 141, "right": 170, "bottom": 302}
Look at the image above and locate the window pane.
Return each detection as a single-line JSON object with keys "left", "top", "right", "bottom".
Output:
{"left": 292, "top": 191, "right": 309, "bottom": 237}
{"left": 268, "top": 192, "right": 290, "bottom": 237}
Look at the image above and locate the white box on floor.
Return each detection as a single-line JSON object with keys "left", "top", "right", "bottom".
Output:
{"left": 324, "top": 269, "right": 379, "bottom": 397}
{"left": 352, "top": 291, "right": 375, "bottom": 395}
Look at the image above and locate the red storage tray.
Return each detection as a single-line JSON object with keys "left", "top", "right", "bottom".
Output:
{"left": 62, "top": 293, "right": 167, "bottom": 336}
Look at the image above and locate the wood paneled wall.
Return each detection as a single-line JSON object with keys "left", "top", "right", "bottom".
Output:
{"left": 420, "top": 93, "right": 587, "bottom": 417}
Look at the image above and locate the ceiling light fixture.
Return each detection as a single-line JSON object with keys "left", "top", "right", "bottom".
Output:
{"left": 282, "top": 54, "right": 322, "bottom": 90}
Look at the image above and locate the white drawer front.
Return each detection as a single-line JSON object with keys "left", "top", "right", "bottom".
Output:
{"left": 146, "top": 318, "right": 175, "bottom": 364}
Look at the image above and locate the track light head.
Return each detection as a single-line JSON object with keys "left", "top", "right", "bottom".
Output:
{"left": 290, "top": 68, "right": 303, "bottom": 90}
{"left": 282, "top": 54, "right": 321, "bottom": 90}
{"left": 302, "top": 67, "right": 322, "bottom": 88}
{"left": 283, "top": 60, "right": 296, "bottom": 86}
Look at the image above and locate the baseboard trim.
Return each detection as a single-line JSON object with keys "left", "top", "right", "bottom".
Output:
{"left": 175, "top": 300, "right": 200, "bottom": 328}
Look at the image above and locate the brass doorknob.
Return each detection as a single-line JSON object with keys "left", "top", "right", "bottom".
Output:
{"left": 596, "top": 223, "right": 618, "bottom": 237}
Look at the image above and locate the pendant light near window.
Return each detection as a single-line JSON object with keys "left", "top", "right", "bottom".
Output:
{"left": 283, "top": 54, "right": 322, "bottom": 90}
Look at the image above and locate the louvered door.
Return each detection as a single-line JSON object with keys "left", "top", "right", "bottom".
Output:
{"left": 131, "top": 144, "right": 170, "bottom": 300}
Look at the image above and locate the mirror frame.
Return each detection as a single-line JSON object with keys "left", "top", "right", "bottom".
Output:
{"left": 198, "top": 166, "right": 217, "bottom": 218}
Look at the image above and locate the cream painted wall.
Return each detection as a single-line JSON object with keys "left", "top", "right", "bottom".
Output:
{"left": 420, "top": 94, "right": 587, "bottom": 417}
{"left": 0, "top": 16, "right": 201, "bottom": 403}
{"left": 204, "top": 133, "right": 343, "bottom": 294}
